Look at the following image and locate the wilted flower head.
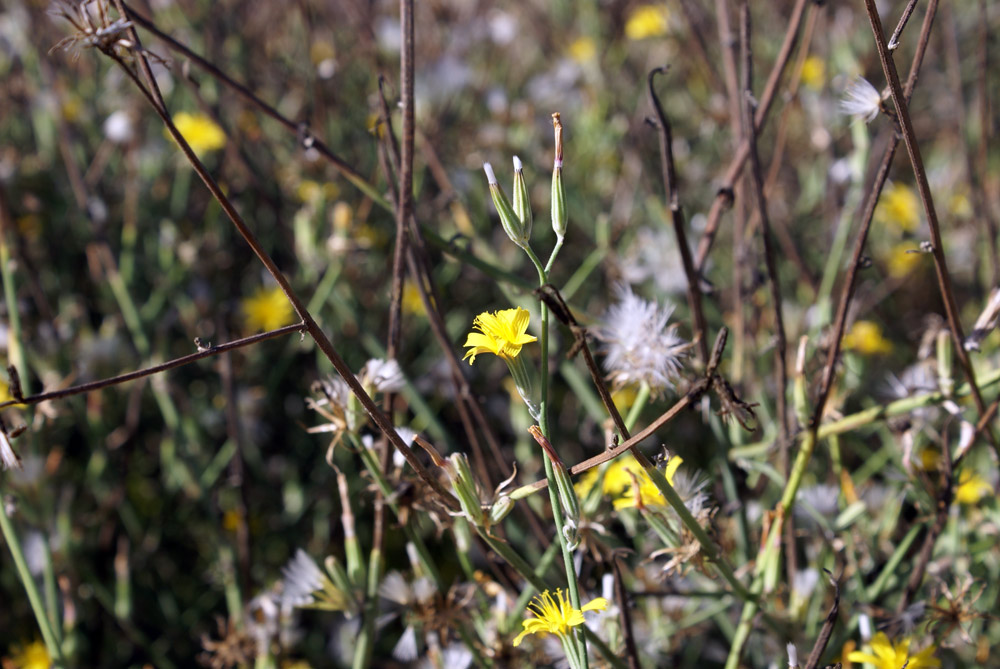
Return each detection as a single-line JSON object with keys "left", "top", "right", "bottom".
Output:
{"left": 1, "top": 421, "right": 21, "bottom": 470}
{"left": 358, "top": 358, "right": 405, "bottom": 394}
{"left": 840, "top": 76, "right": 882, "bottom": 123}
{"left": 597, "top": 285, "right": 687, "bottom": 395}
{"left": 279, "top": 549, "right": 351, "bottom": 613}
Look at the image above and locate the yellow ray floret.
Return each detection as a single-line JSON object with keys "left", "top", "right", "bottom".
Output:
{"left": 512, "top": 589, "right": 608, "bottom": 647}
{"left": 463, "top": 307, "right": 537, "bottom": 364}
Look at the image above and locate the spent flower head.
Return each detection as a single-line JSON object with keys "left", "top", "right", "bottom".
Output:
{"left": 597, "top": 285, "right": 688, "bottom": 395}
{"left": 840, "top": 76, "right": 883, "bottom": 123}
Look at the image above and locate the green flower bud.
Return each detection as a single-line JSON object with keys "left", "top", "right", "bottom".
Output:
{"left": 448, "top": 453, "right": 485, "bottom": 526}
{"left": 484, "top": 162, "right": 530, "bottom": 249}
{"left": 512, "top": 156, "right": 533, "bottom": 239}
{"left": 937, "top": 330, "right": 953, "bottom": 398}
{"left": 793, "top": 336, "right": 809, "bottom": 427}
{"left": 550, "top": 113, "right": 567, "bottom": 240}
{"left": 489, "top": 495, "right": 514, "bottom": 525}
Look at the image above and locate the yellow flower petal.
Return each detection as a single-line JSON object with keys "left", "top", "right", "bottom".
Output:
{"left": 463, "top": 307, "right": 537, "bottom": 364}
{"left": 169, "top": 111, "right": 227, "bottom": 156}
{"left": 625, "top": 5, "right": 670, "bottom": 40}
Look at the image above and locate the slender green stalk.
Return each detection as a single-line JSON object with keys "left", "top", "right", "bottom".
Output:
{"left": 523, "top": 244, "right": 589, "bottom": 666}
{"left": 0, "top": 500, "right": 66, "bottom": 667}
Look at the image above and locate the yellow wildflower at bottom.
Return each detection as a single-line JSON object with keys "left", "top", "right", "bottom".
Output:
{"left": 846, "top": 632, "right": 940, "bottom": 669}
{"left": 4, "top": 640, "right": 51, "bottom": 669}
{"left": 512, "top": 589, "right": 608, "bottom": 647}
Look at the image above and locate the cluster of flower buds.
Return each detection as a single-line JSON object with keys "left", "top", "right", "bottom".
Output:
{"left": 482, "top": 112, "right": 567, "bottom": 252}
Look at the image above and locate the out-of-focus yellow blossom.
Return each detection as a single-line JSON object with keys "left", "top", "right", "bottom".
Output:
{"left": 332, "top": 201, "right": 353, "bottom": 232}
{"left": 4, "top": 640, "right": 51, "bottom": 669}
{"left": 241, "top": 285, "right": 297, "bottom": 333}
{"left": 955, "top": 470, "right": 993, "bottom": 505}
{"left": 886, "top": 241, "right": 922, "bottom": 278}
{"left": 401, "top": 282, "right": 425, "bottom": 316}
{"left": 611, "top": 385, "right": 639, "bottom": 412}
{"left": 366, "top": 112, "right": 387, "bottom": 139}
{"left": 297, "top": 180, "right": 339, "bottom": 204}
{"left": 512, "top": 589, "right": 608, "bottom": 647}
{"left": 222, "top": 509, "right": 242, "bottom": 532}
{"left": 170, "top": 112, "right": 226, "bottom": 155}
{"left": 568, "top": 36, "right": 596, "bottom": 63}
{"left": 613, "top": 455, "right": 683, "bottom": 510}
{"left": 800, "top": 55, "right": 825, "bottom": 90}
{"left": 625, "top": 5, "right": 670, "bottom": 41}
{"left": 842, "top": 320, "right": 893, "bottom": 355}
{"left": 846, "top": 632, "right": 940, "bottom": 669}
{"left": 875, "top": 182, "right": 920, "bottom": 233}
{"left": 948, "top": 191, "right": 972, "bottom": 218}
{"left": 463, "top": 308, "right": 537, "bottom": 364}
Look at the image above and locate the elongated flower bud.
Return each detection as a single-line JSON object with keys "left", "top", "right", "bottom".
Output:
{"left": 484, "top": 162, "right": 530, "bottom": 249}
{"left": 512, "top": 156, "right": 533, "bottom": 239}
{"left": 529, "top": 426, "right": 580, "bottom": 525}
{"left": 550, "top": 113, "right": 567, "bottom": 240}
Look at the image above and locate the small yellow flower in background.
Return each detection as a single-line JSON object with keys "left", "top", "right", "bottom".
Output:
{"left": 625, "top": 5, "right": 670, "bottom": 40}
{"left": 611, "top": 385, "right": 639, "bottom": 412}
{"left": 875, "top": 182, "right": 920, "bottom": 233}
{"left": 613, "top": 455, "right": 683, "bottom": 510}
{"left": 463, "top": 308, "right": 537, "bottom": 364}
{"left": 948, "top": 191, "right": 972, "bottom": 218}
{"left": 846, "top": 632, "right": 940, "bottom": 669}
{"left": 170, "top": 111, "right": 226, "bottom": 156}
{"left": 401, "top": 282, "right": 425, "bottom": 316}
{"left": 4, "top": 639, "right": 51, "bottom": 669}
{"left": 800, "top": 55, "right": 825, "bottom": 91}
{"left": 512, "top": 589, "right": 609, "bottom": 647}
{"left": 242, "top": 285, "right": 296, "bottom": 332}
{"left": 568, "top": 36, "right": 596, "bottom": 63}
{"left": 955, "top": 470, "right": 993, "bottom": 505}
{"left": 843, "top": 320, "right": 893, "bottom": 355}
{"left": 886, "top": 241, "right": 922, "bottom": 278}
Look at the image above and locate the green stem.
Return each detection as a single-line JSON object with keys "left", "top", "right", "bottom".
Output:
{"left": 523, "top": 243, "right": 588, "bottom": 667}
{"left": 0, "top": 498, "right": 67, "bottom": 667}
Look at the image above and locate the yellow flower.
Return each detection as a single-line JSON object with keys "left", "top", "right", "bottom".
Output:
{"left": 576, "top": 454, "right": 642, "bottom": 499}
{"left": 846, "top": 632, "right": 940, "bottom": 669}
{"left": 4, "top": 640, "right": 51, "bottom": 669}
{"left": 170, "top": 111, "right": 226, "bottom": 155}
{"left": 241, "top": 285, "right": 296, "bottom": 333}
{"left": 613, "top": 455, "right": 683, "bottom": 510}
{"left": 955, "top": 470, "right": 993, "bottom": 505}
{"left": 875, "top": 182, "right": 920, "bottom": 233}
{"left": 625, "top": 5, "right": 670, "bottom": 40}
{"left": 886, "top": 241, "right": 922, "bottom": 278}
{"left": 512, "top": 589, "right": 608, "bottom": 647}
{"left": 462, "top": 308, "right": 537, "bottom": 364}
{"left": 567, "top": 36, "right": 596, "bottom": 63}
{"left": 401, "top": 282, "right": 425, "bottom": 316}
{"left": 800, "top": 55, "right": 825, "bottom": 91}
{"left": 842, "top": 320, "right": 893, "bottom": 355}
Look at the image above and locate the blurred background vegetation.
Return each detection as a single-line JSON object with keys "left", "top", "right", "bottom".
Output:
{"left": 1, "top": 0, "right": 999, "bottom": 667}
